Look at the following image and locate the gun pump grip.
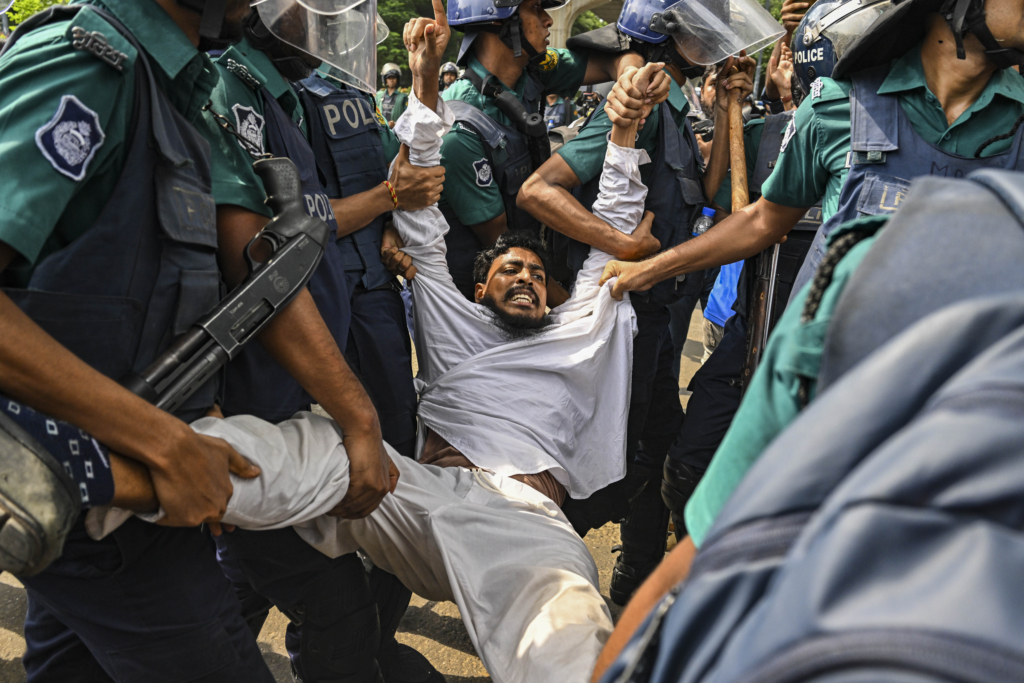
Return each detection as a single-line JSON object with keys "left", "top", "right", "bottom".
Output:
{"left": 254, "top": 157, "right": 302, "bottom": 217}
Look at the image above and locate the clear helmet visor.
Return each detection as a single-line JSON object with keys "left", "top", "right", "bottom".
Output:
{"left": 658, "top": 0, "right": 784, "bottom": 65}
{"left": 256, "top": 0, "right": 379, "bottom": 93}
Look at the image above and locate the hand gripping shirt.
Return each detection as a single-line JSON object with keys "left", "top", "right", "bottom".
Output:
{"left": 394, "top": 94, "right": 643, "bottom": 499}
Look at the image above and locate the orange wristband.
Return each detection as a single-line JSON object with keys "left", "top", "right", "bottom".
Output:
{"left": 382, "top": 180, "right": 398, "bottom": 208}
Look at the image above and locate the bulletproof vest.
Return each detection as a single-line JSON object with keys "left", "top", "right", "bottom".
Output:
{"left": 221, "top": 85, "right": 351, "bottom": 422}
{"left": 544, "top": 100, "right": 570, "bottom": 130}
{"left": 571, "top": 101, "right": 707, "bottom": 310}
{"left": 818, "top": 169, "right": 1024, "bottom": 392}
{"left": 378, "top": 90, "right": 398, "bottom": 120}
{"left": 792, "top": 64, "right": 1024, "bottom": 299}
{"left": 1, "top": 6, "right": 221, "bottom": 422}
{"left": 296, "top": 75, "right": 392, "bottom": 290}
{"left": 440, "top": 80, "right": 544, "bottom": 297}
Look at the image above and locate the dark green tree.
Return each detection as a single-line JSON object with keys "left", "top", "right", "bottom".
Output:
{"left": 570, "top": 10, "right": 605, "bottom": 37}
{"left": 4, "top": 0, "right": 68, "bottom": 32}
{"left": 377, "top": 0, "right": 463, "bottom": 88}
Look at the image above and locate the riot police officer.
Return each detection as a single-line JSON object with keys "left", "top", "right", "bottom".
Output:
{"left": 440, "top": 61, "right": 459, "bottom": 90}
{"left": 200, "top": 3, "right": 441, "bottom": 681}
{"left": 438, "top": 0, "right": 665, "bottom": 300}
{"left": 601, "top": 0, "right": 1024, "bottom": 554}
{"left": 0, "top": 0, "right": 277, "bottom": 679}
{"left": 517, "top": 0, "right": 770, "bottom": 605}
{"left": 376, "top": 62, "right": 408, "bottom": 126}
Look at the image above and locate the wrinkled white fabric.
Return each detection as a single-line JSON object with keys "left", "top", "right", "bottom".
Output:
{"left": 394, "top": 94, "right": 649, "bottom": 498}
{"left": 198, "top": 412, "right": 613, "bottom": 683}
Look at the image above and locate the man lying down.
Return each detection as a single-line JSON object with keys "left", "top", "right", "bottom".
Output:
{"left": 87, "top": 61, "right": 665, "bottom": 683}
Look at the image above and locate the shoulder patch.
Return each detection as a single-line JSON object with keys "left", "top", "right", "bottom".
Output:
{"left": 538, "top": 49, "right": 559, "bottom": 72}
{"left": 810, "top": 78, "right": 824, "bottom": 100}
{"left": 232, "top": 104, "right": 265, "bottom": 155}
{"left": 225, "top": 58, "right": 261, "bottom": 90}
{"left": 779, "top": 117, "right": 797, "bottom": 154}
{"left": 35, "top": 95, "right": 106, "bottom": 181}
{"left": 374, "top": 104, "right": 388, "bottom": 127}
{"left": 473, "top": 158, "right": 493, "bottom": 187}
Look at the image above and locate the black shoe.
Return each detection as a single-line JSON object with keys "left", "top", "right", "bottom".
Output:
{"left": 0, "top": 412, "right": 78, "bottom": 576}
{"left": 386, "top": 644, "right": 446, "bottom": 683}
{"left": 609, "top": 553, "right": 661, "bottom": 607}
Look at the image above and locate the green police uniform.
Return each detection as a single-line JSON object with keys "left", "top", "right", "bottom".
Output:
{"left": 439, "top": 50, "right": 588, "bottom": 227}
{"left": 0, "top": 0, "right": 217, "bottom": 281}
{"left": 557, "top": 71, "right": 689, "bottom": 186}
{"left": 684, "top": 42, "right": 1024, "bottom": 549}
{"left": 760, "top": 43, "right": 1024, "bottom": 217}
{"left": 206, "top": 37, "right": 303, "bottom": 216}
{"left": 375, "top": 88, "right": 408, "bottom": 123}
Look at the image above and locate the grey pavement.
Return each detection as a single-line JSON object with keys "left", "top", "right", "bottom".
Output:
{"left": 0, "top": 306, "right": 707, "bottom": 682}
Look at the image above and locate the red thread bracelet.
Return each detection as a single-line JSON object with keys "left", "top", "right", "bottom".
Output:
{"left": 382, "top": 180, "right": 398, "bottom": 208}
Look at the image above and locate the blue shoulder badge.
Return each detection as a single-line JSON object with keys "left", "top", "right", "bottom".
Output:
{"left": 35, "top": 95, "right": 106, "bottom": 181}
{"left": 232, "top": 104, "right": 266, "bottom": 155}
{"left": 473, "top": 158, "right": 493, "bottom": 187}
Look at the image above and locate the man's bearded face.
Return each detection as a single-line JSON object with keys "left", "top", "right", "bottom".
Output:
{"left": 475, "top": 247, "right": 550, "bottom": 339}
{"left": 443, "top": 72, "right": 457, "bottom": 84}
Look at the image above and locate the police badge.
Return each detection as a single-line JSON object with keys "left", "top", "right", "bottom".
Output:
{"left": 473, "top": 158, "right": 493, "bottom": 187}
{"left": 35, "top": 95, "right": 105, "bottom": 182}
{"left": 232, "top": 104, "right": 266, "bottom": 155}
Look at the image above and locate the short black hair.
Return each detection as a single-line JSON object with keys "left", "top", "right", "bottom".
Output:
{"left": 472, "top": 232, "right": 548, "bottom": 285}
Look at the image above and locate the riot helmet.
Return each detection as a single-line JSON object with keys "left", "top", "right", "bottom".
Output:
{"left": 834, "top": 0, "right": 1024, "bottom": 78}
{"left": 251, "top": 0, "right": 380, "bottom": 93}
{"left": 441, "top": 61, "right": 459, "bottom": 74}
{"left": 792, "top": 0, "right": 893, "bottom": 93}
{"left": 447, "top": 0, "right": 569, "bottom": 66}
{"left": 618, "top": 0, "right": 782, "bottom": 66}
{"left": 381, "top": 62, "right": 402, "bottom": 87}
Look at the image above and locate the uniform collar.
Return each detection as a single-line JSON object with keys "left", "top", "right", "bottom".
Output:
{"left": 878, "top": 42, "right": 1024, "bottom": 111}
{"left": 88, "top": 0, "right": 199, "bottom": 81}
{"left": 218, "top": 37, "right": 300, "bottom": 116}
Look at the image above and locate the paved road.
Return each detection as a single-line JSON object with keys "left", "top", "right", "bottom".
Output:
{"left": 0, "top": 307, "right": 707, "bottom": 682}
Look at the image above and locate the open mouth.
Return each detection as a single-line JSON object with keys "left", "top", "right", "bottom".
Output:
{"left": 506, "top": 288, "right": 538, "bottom": 308}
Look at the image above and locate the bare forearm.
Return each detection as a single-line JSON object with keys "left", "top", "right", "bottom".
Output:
{"left": 518, "top": 174, "right": 634, "bottom": 258}
{"left": 255, "top": 289, "right": 379, "bottom": 436}
{"left": 641, "top": 199, "right": 803, "bottom": 280}
{"left": 591, "top": 537, "right": 697, "bottom": 682}
{"left": 109, "top": 453, "right": 159, "bottom": 512}
{"left": 585, "top": 52, "right": 644, "bottom": 85}
{"left": 331, "top": 185, "right": 394, "bottom": 239}
{"left": 412, "top": 70, "right": 439, "bottom": 112}
{"left": 0, "top": 294, "right": 190, "bottom": 469}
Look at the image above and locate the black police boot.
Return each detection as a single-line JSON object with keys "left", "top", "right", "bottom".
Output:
{"left": 661, "top": 460, "right": 705, "bottom": 543}
{"left": 371, "top": 565, "right": 446, "bottom": 683}
{"left": 609, "top": 475, "right": 671, "bottom": 606}
{"left": 0, "top": 411, "right": 78, "bottom": 576}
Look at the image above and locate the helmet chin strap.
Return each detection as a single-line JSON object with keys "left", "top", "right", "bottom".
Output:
{"left": 941, "top": 0, "right": 1024, "bottom": 68}
{"left": 176, "top": 0, "right": 230, "bottom": 46}
{"left": 479, "top": 13, "right": 545, "bottom": 69}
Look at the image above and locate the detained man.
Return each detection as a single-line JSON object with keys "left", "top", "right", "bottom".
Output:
{"left": 81, "top": 12, "right": 665, "bottom": 683}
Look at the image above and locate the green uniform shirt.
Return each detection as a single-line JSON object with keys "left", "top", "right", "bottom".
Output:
{"left": 375, "top": 88, "right": 408, "bottom": 123}
{"left": 761, "top": 43, "right": 1024, "bottom": 220}
{"left": 439, "top": 50, "right": 588, "bottom": 226}
{"left": 685, "top": 45, "right": 1024, "bottom": 549}
{"left": 0, "top": 0, "right": 217, "bottom": 280}
{"left": 207, "top": 37, "right": 306, "bottom": 217}
{"left": 558, "top": 73, "right": 690, "bottom": 189}
{"left": 684, "top": 215, "right": 885, "bottom": 547}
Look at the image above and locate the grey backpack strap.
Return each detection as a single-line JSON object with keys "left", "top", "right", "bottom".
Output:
{"left": 446, "top": 100, "right": 506, "bottom": 151}
{"left": 750, "top": 111, "right": 794, "bottom": 195}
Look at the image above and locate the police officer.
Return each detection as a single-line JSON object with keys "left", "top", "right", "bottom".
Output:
{"left": 517, "top": 0, "right": 770, "bottom": 604}
{"left": 601, "top": 0, "right": 1024, "bottom": 555}
{"left": 440, "top": 61, "right": 459, "bottom": 90}
{"left": 544, "top": 92, "right": 574, "bottom": 129}
{"left": 376, "top": 62, "right": 408, "bottom": 126}
{"left": 0, "top": 0, "right": 277, "bottom": 679}
{"left": 439, "top": 0, "right": 666, "bottom": 300}
{"left": 201, "top": 3, "right": 440, "bottom": 681}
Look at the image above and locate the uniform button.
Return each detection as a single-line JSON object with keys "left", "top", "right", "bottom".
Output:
{"left": 187, "top": 62, "right": 200, "bottom": 75}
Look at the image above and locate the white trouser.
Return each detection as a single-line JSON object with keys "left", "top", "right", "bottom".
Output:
{"left": 211, "top": 413, "right": 614, "bottom": 683}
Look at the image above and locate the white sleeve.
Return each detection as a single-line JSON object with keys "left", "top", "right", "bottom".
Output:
{"left": 390, "top": 94, "right": 507, "bottom": 382}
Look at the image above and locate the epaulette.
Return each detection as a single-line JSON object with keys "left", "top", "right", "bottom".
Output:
{"left": 61, "top": 7, "right": 138, "bottom": 73}
{"left": 807, "top": 77, "right": 851, "bottom": 107}
{"left": 224, "top": 58, "right": 261, "bottom": 91}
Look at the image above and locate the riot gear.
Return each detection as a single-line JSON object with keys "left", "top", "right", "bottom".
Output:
{"left": 447, "top": 0, "right": 568, "bottom": 66}
{"left": 381, "top": 62, "right": 401, "bottom": 83}
{"left": 792, "top": 0, "right": 893, "bottom": 93}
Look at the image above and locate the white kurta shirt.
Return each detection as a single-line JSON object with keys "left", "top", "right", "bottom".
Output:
{"left": 393, "top": 95, "right": 650, "bottom": 499}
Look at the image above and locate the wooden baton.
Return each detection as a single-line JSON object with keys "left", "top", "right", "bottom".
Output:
{"left": 728, "top": 65, "right": 749, "bottom": 212}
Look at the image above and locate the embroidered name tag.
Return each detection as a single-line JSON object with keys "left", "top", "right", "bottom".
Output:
{"left": 70, "top": 26, "right": 128, "bottom": 72}
{"left": 35, "top": 95, "right": 106, "bottom": 181}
